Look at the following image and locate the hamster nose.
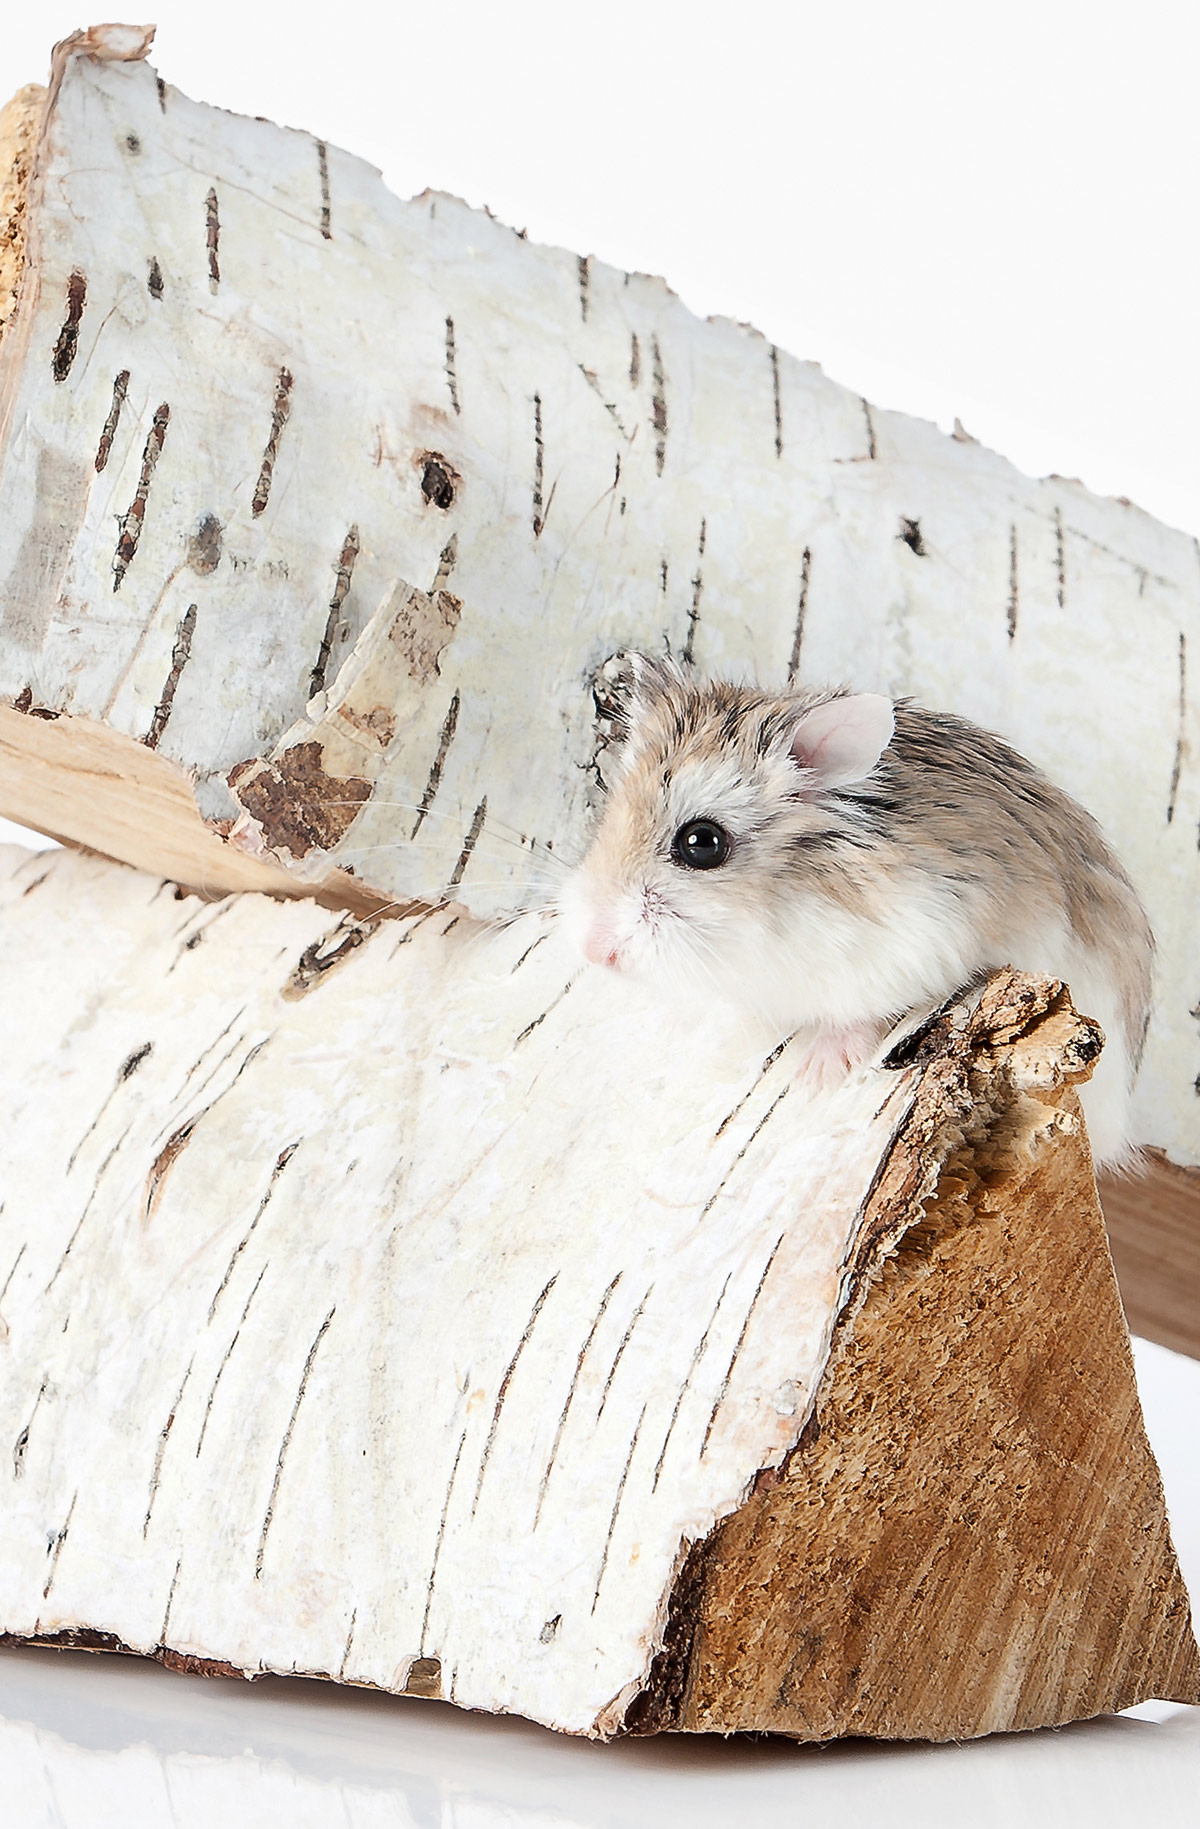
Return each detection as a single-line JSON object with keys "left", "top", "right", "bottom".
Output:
{"left": 583, "top": 926, "right": 621, "bottom": 969}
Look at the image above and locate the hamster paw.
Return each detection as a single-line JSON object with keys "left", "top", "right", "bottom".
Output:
{"left": 793, "top": 1022, "right": 885, "bottom": 1093}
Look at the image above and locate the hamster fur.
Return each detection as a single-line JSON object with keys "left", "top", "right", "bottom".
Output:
{"left": 558, "top": 656, "right": 1153, "bottom": 1170}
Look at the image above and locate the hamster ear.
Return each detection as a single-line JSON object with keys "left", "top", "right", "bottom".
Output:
{"left": 787, "top": 693, "right": 895, "bottom": 790}
{"left": 624, "top": 650, "right": 686, "bottom": 708}
{"left": 594, "top": 650, "right": 684, "bottom": 736}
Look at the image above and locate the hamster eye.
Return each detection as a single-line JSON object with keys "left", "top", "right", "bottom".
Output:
{"left": 671, "top": 818, "right": 732, "bottom": 870}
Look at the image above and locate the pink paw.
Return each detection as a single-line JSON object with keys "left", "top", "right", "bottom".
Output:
{"left": 793, "top": 1023, "right": 884, "bottom": 1093}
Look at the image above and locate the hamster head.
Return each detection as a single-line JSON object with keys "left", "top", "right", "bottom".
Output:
{"left": 559, "top": 656, "right": 897, "bottom": 1028}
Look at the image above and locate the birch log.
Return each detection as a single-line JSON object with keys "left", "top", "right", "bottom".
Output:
{"left": 0, "top": 842, "right": 1195, "bottom": 1738}
{"left": 0, "top": 28, "right": 1197, "bottom": 1169}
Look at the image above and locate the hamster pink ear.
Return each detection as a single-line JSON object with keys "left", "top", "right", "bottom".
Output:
{"left": 787, "top": 694, "right": 895, "bottom": 790}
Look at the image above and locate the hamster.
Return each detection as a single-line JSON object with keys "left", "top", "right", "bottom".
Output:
{"left": 558, "top": 653, "right": 1153, "bottom": 1170}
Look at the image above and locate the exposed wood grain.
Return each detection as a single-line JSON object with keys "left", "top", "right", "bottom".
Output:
{"left": 0, "top": 83, "right": 42, "bottom": 347}
{"left": 0, "top": 702, "right": 392, "bottom": 916}
{"left": 1101, "top": 1155, "right": 1200, "bottom": 1361}
{"left": 630, "top": 1093, "right": 1200, "bottom": 1739}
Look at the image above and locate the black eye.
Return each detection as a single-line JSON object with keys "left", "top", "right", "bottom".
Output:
{"left": 671, "top": 818, "right": 732, "bottom": 870}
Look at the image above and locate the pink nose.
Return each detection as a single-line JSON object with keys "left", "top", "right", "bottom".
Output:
{"left": 584, "top": 927, "right": 621, "bottom": 969}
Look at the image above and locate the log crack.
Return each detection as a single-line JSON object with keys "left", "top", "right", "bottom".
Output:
{"left": 112, "top": 402, "right": 170, "bottom": 590}
{"left": 205, "top": 187, "right": 220, "bottom": 290}
{"left": 534, "top": 1272, "right": 623, "bottom": 1529}
{"left": 196, "top": 1264, "right": 267, "bottom": 1455}
{"left": 444, "top": 798, "right": 487, "bottom": 897}
{"left": 316, "top": 140, "right": 331, "bottom": 239}
{"left": 700, "top": 1232, "right": 786, "bottom": 1456}
{"left": 410, "top": 691, "right": 461, "bottom": 838}
{"left": 251, "top": 368, "right": 294, "bottom": 517}
{"left": 595, "top": 1285, "right": 653, "bottom": 1424}
{"left": 420, "top": 1426, "right": 469, "bottom": 1653}
{"left": 255, "top": 1306, "right": 336, "bottom": 1578}
{"left": 143, "top": 1360, "right": 194, "bottom": 1535}
{"left": 698, "top": 1085, "right": 790, "bottom": 1223}
{"left": 41, "top": 1492, "right": 77, "bottom": 1600}
{"left": 682, "top": 518, "right": 705, "bottom": 666}
{"left": 207, "top": 1142, "right": 299, "bottom": 1323}
{"left": 51, "top": 270, "right": 86, "bottom": 382}
{"left": 1167, "top": 631, "right": 1186, "bottom": 824}
{"left": 651, "top": 337, "right": 667, "bottom": 474}
{"left": 591, "top": 1404, "right": 646, "bottom": 1614}
{"left": 770, "top": 345, "right": 782, "bottom": 458}
{"left": 471, "top": 1274, "right": 559, "bottom": 1517}
{"left": 650, "top": 1272, "right": 732, "bottom": 1492}
{"left": 787, "top": 548, "right": 811, "bottom": 684}
{"left": 444, "top": 316, "right": 460, "bottom": 413}
{"left": 144, "top": 602, "right": 197, "bottom": 748}
{"left": 94, "top": 369, "right": 129, "bottom": 471}
{"left": 310, "top": 525, "right": 360, "bottom": 701}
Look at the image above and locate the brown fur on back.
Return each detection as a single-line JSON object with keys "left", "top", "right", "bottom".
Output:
{"left": 598, "top": 663, "right": 1153, "bottom": 1063}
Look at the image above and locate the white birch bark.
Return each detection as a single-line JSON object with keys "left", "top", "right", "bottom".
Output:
{"left": 0, "top": 29, "right": 1196, "bottom": 1162}
{"left": 0, "top": 842, "right": 1109, "bottom": 1736}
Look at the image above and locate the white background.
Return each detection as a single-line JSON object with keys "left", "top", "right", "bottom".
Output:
{"left": 5, "top": 1, "right": 1198, "bottom": 540}
{"left": 1, "top": 3, "right": 1197, "bottom": 1820}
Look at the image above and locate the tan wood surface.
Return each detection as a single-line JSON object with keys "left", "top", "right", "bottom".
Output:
{"left": 0, "top": 702, "right": 395, "bottom": 917}
{"left": 0, "top": 82, "right": 42, "bottom": 345}
{"left": 630, "top": 1087, "right": 1200, "bottom": 1739}
{"left": 1101, "top": 1155, "right": 1200, "bottom": 1362}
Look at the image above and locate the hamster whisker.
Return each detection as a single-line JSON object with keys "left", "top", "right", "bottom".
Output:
{"left": 466, "top": 906, "right": 554, "bottom": 950}
{"left": 315, "top": 797, "right": 573, "bottom": 867}
{"left": 347, "top": 859, "right": 564, "bottom": 906}
{"left": 330, "top": 833, "right": 553, "bottom": 869}
{"left": 368, "top": 901, "right": 434, "bottom": 923}
{"left": 679, "top": 924, "right": 779, "bottom": 1036}
{"left": 329, "top": 840, "right": 570, "bottom": 891}
{"left": 316, "top": 795, "right": 531, "bottom": 838}
{"left": 665, "top": 923, "right": 726, "bottom": 997}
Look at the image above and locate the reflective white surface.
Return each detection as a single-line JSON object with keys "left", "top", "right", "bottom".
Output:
{"left": 0, "top": 821, "right": 56, "bottom": 852}
{"left": 0, "top": 1642, "right": 1197, "bottom": 1829}
{"left": 1, "top": 1338, "right": 1196, "bottom": 1827}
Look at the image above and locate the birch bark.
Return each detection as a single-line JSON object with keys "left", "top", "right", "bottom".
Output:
{"left": 0, "top": 28, "right": 1196, "bottom": 1164}
{"left": 0, "top": 843, "right": 1194, "bottom": 1737}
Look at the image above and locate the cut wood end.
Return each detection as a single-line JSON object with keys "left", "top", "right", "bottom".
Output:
{"left": 625, "top": 982, "right": 1199, "bottom": 1740}
{"left": 1100, "top": 1152, "right": 1200, "bottom": 1360}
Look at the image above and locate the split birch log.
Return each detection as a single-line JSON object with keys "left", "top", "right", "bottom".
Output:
{"left": 0, "top": 28, "right": 1197, "bottom": 1178}
{"left": 0, "top": 26, "right": 1196, "bottom": 1736}
{"left": 0, "top": 842, "right": 1195, "bottom": 1739}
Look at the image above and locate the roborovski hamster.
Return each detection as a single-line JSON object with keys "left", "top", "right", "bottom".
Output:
{"left": 559, "top": 655, "right": 1152, "bottom": 1169}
